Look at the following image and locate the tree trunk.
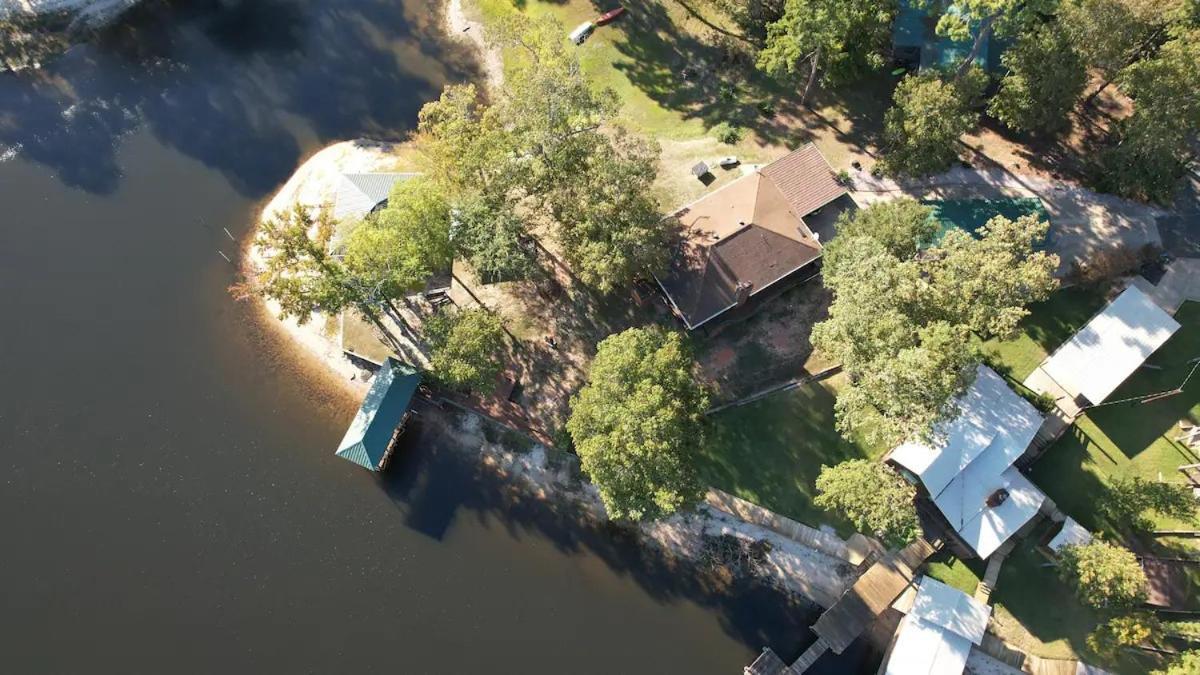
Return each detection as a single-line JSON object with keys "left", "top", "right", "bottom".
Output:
{"left": 800, "top": 46, "right": 821, "bottom": 105}
{"left": 955, "top": 14, "right": 998, "bottom": 80}
{"left": 1083, "top": 27, "right": 1168, "bottom": 108}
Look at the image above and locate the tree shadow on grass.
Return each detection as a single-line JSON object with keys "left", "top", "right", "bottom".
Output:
{"left": 697, "top": 380, "right": 868, "bottom": 535}
{"left": 376, "top": 405, "right": 874, "bottom": 671}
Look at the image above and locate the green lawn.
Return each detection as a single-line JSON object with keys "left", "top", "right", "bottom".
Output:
{"left": 924, "top": 549, "right": 984, "bottom": 595}
{"left": 981, "top": 284, "right": 1110, "bottom": 382}
{"left": 989, "top": 536, "right": 1163, "bottom": 673}
{"left": 1031, "top": 301, "right": 1200, "bottom": 549}
{"left": 697, "top": 374, "right": 884, "bottom": 534}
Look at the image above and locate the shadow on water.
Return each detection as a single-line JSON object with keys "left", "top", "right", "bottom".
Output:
{"left": 0, "top": 0, "right": 482, "bottom": 196}
{"left": 377, "top": 409, "right": 881, "bottom": 673}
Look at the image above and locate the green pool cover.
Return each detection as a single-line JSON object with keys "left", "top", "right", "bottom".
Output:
{"left": 923, "top": 197, "right": 1049, "bottom": 245}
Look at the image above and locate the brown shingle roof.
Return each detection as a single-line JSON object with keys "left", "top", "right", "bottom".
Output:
{"left": 759, "top": 143, "right": 847, "bottom": 218}
{"left": 657, "top": 144, "right": 846, "bottom": 329}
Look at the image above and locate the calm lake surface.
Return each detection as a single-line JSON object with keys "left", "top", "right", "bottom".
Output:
{"left": 0, "top": 1, "right": 875, "bottom": 671}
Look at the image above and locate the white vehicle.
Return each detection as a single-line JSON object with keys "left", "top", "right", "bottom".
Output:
{"left": 569, "top": 21, "right": 595, "bottom": 45}
{"left": 718, "top": 156, "right": 740, "bottom": 168}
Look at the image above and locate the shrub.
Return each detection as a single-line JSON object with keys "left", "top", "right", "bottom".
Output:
{"left": 711, "top": 122, "right": 745, "bottom": 145}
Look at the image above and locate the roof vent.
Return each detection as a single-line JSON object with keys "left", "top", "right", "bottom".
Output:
{"left": 986, "top": 489, "right": 1010, "bottom": 508}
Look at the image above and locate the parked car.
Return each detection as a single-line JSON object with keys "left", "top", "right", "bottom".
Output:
{"left": 568, "top": 22, "right": 595, "bottom": 45}
{"left": 718, "top": 156, "right": 740, "bottom": 168}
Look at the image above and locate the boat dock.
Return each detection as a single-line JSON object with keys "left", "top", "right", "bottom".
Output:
{"left": 744, "top": 538, "right": 939, "bottom": 674}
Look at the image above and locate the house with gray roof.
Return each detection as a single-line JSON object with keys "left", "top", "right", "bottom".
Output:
{"left": 332, "top": 172, "right": 417, "bottom": 222}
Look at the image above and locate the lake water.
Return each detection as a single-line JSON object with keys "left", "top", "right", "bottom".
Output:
{"left": 0, "top": 1, "right": 876, "bottom": 671}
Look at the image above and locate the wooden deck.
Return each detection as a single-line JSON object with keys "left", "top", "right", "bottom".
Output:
{"left": 811, "top": 538, "right": 937, "bottom": 654}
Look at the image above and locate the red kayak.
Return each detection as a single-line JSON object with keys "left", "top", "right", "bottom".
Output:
{"left": 596, "top": 7, "right": 625, "bottom": 25}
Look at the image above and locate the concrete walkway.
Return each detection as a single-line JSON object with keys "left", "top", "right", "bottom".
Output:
{"left": 851, "top": 167, "right": 1165, "bottom": 276}
{"left": 1131, "top": 258, "right": 1200, "bottom": 314}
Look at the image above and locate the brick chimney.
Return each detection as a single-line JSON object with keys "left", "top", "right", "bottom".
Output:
{"left": 735, "top": 281, "right": 754, "bottom": 306}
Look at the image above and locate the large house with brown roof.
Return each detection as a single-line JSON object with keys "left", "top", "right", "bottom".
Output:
{"left": 656, "top": 144, "right": 850, "bottom": 330}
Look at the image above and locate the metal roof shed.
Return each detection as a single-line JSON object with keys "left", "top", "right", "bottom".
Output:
{"left": 1040, "top": 285, "right": 1180, "bottom": 405}
{"left": 336, "top": 358, "right": 421, "bottom": 471}
{"left": 885, "top": 576, "right": 991, "bottom": 675}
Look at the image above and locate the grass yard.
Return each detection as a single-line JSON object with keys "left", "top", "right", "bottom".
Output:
{"left": 467, "top": 0, "right": 888, "bottom": 205}
{"left": 697, "top": 373, "right": 884, "bottom": 534}
{"left": 989, "top": 536, "right": 1163, "bottom": 673}
{"left": 981, "top": 284, "right": 1111, "bottom": 382}
{"left": 924, "top": 549, "right": 983, "bottom": 596}
{"left": 1031, "top": 301, "right": 1200, "bottom": 550}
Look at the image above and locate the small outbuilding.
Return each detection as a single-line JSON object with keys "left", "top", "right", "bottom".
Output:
{"left": 1032, "top": 285, "right": 1180, "bottom": 406}
{"left": 335, "top": 358, "right": 422, "bottom": 472}
{"left": 332, "top": 172, "right": 416, "bottom": 222}
{"left": 1047, "top": 517, "right": 1093, "bottom": 553}
{"left": 885, "top": 576, "right": 991, "bottom": 675}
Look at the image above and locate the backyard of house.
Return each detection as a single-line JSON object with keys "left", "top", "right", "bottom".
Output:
{"left": 983, "top": 296, "right": 1200, "bottom": 666}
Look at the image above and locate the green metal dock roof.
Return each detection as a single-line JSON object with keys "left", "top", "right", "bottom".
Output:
{"left": 336, "top": 357, "right": 421, "bottom": 471}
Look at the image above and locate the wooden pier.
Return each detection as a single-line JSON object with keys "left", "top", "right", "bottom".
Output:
{"left": 744, "top": 538, "right": 939, "bottom": 674}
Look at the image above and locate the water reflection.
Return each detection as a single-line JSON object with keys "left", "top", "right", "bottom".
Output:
{"left": 0, "top": 0, "right": 477, "bottom": 195}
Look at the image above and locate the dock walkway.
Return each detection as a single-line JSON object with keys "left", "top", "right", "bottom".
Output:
{"left": 746, "top": 538, "right": 939, "bottom": 674}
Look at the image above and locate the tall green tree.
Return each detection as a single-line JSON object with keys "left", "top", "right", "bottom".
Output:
{"left": 567, "top": 327, "right": 708, "bottom": 521}
{"left": 415, "top": 84, "right": 514, "bottom": 198}
{"left": 424, "top": 308, "right": 506, "bottom": 394}
{"left": 814, "top": 201, "right": 1058, "bottom": 445}
{"left": 546, "top": 131, "right": 671, "bottom": 292}
{"left": 814, "top": 459, "right": 920, "bottom": 548}
{"left": 451, "top": 193, "right": 538, "bottom": 283}
{"left": 1097, "top": 26, "right": 1200, "bottom": 202}
{"left": 989, "top": 22, "right": 1087, "bottom": 135}
{"left": 416, "top": 13, "right": 669, "bottom": 293}
{"left": 756, "top": 0, "right": 896, "bottom": 101}
{"left": 342, "top": 177, "right": 453, "bottom": 301}
{"left": 1087, "top": 613, "right": 1159, "bottom": 661}
{"left": 882, "top": 72, "right": 982, "bottom": 176}
{"left": 1058, "top": 540, "right": 1149, "bottom": 610}
{"left": 826, "top": 197, "right": 938, "bottom": 260}
{"left": 916, "top": 0, "right": 1046, "bottom": 78}
{"left": 238, "top": 204, "right": 401, "bottom": 347}
{"left": 1059, "top": 0, "right": 1181, "bottom": 104}
{"left": 925, "top": 215, "right": 1059, "bottom": 339}
{"left": 244, "top": 204, "right": 355, "bottom": 321}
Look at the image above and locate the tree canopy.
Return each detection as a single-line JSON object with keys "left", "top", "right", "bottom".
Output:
{"left": 246, "top": 204, "right": 356, "bottom": 323}
{"left": 813, "top": 200, "right": 1058, "bottom": 445}
{"left": 567, "top": 327, "right": 708, "bottom": 521}
{"left": 342, "top": 177, "right": 453, "bottom": 301}
{"left": 424, "top": 308, "right": 507, "bottom": 394}
{"left": 414, "top": 13, "right": 669, "bottom": 292}
{"left": 814, "top": 459, "right": 920, "bottom": 548}
{"left": 451, "top": 193, "right": 538, "bottom": 284}
{"left": 1097, "top": 26, "right": 1200, "bottom": 202}
{"left": 1087, "top": 613, "right": 1159, "bottom": 661}
{"left": 1154, "top": 650, "right": 1200, "bottom": 675}
{"left": 757, "top": 0, "right": 896, "bottom": 101}
{"left": 989, "top": 21, "right": 1087, "bottom": 135}
{"left": 1058, "top": 540, "right": 1149, "bottom": 610}
{"left": 881, "top": 72, "right": 982, "bottom": 177}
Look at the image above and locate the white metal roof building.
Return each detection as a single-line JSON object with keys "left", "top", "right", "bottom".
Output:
{"left": 885, "top": 576, "right": 991, "bottom": 675}
{"left": 1040, "top": 285, "right": 1180, "bottom": 405}
{"left": 890, "top": 365, "right": 1046, "bottom": 559}
{"left": 1047, "top": 517, "right": 1093, "bottom": 553}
